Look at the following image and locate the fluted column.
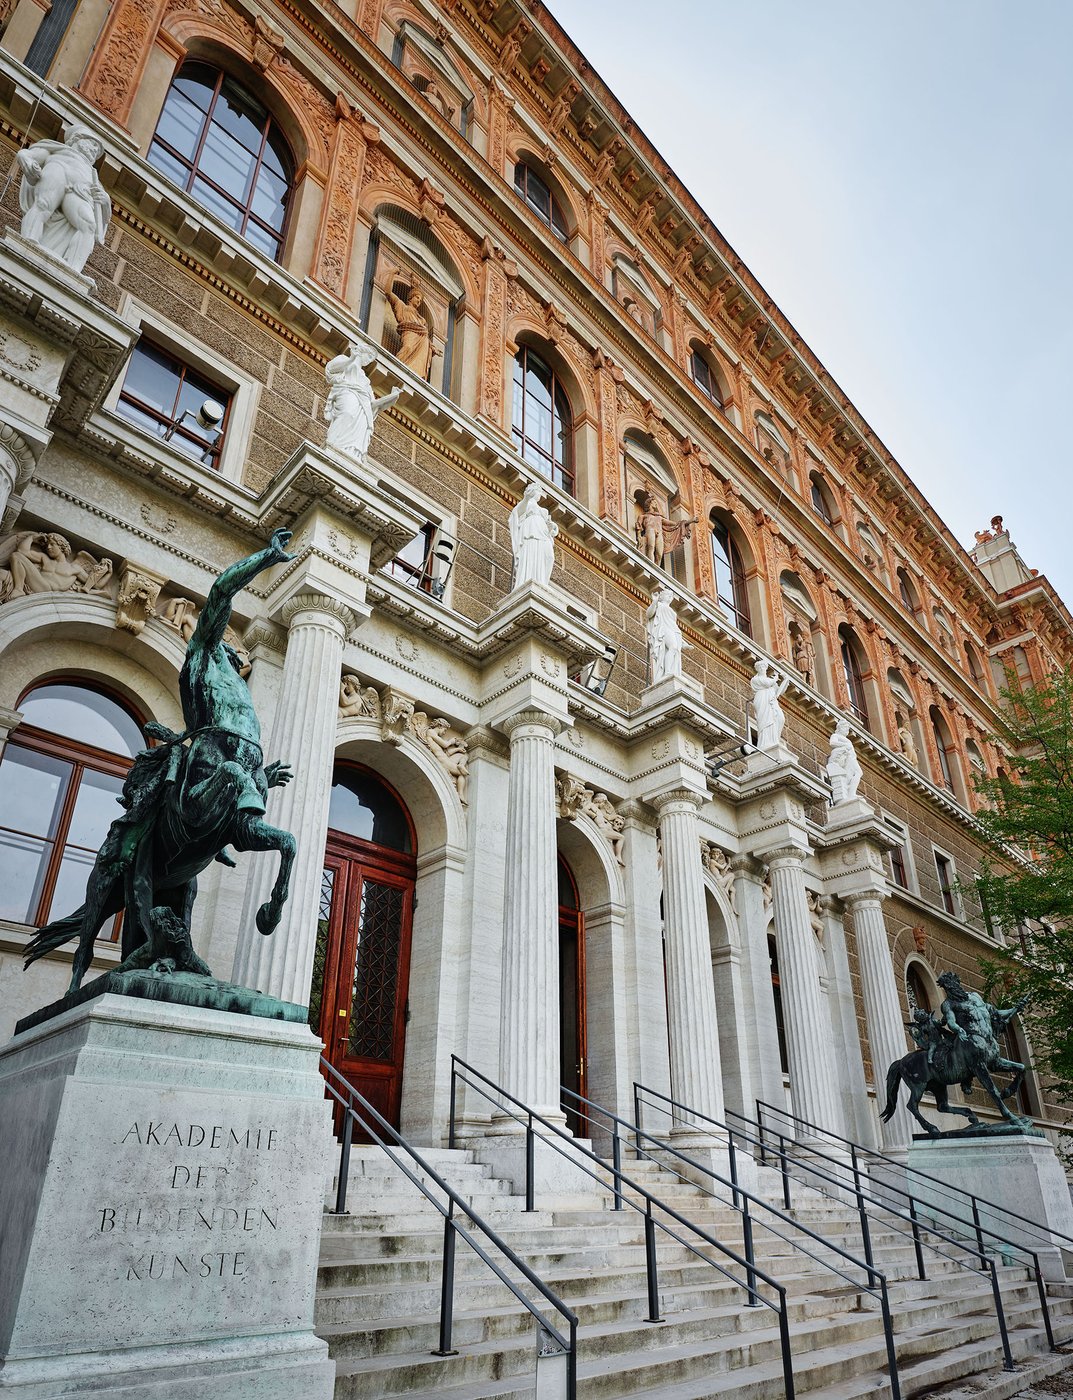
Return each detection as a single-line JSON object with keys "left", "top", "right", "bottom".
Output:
{"left": 232, "top": 593, "right": 356, "bottom": 1005}
{"left": 498, "top": 709, "right": 563, "bottom": 1119}
{"left": 654, "top": 790, "right": 725, "bottom": 1129}
{"left": 767, "top": 847, "right": 841, "bottom": 1136}
{"left": 844, "top": 888, "right": 911, "bottom": 1151}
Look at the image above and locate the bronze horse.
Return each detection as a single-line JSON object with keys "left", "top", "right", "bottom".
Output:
{"left": 881, "top": 973, "right": 1031, "bottom": 1137}
{"left": 24, "top": 532, "right": 297, "bottom": 993}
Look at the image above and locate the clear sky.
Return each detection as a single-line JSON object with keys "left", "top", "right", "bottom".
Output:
{"left": 559, "top": 1, "right": 1073, "bottom": 605}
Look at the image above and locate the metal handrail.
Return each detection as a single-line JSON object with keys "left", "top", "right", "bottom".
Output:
{"left": 450, "top": 1056, "right": 798, "bottom": 1400}
{"left": 321, "top": 1057, "right": 578, "bottom": 1396}
{"left": 557, "top": 1084, "right": 902, "bottom": 1400}
{"left": 637, "top": 1082, "right": 1058, "bottom": 1369}
{"left": 755, "top": 1097, "right": 1073, "bottom": 1257}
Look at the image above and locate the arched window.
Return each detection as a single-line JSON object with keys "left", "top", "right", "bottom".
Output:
{"left": 689, "top": 345, "right": 724, "bottom": 409}
{"left": 964, "top": 641, "right": 985, "bottom": 684}
{"left": 511, "top": 345, "right": 574, "bottom": 494}
{"left": 710, "top": 513, "right": 751, "bottom": 636}
{"left": 906, "top": 963, "right": 933, "bottom": 1014}
{"left": 513, "top": 161, "right": 568, "bottom": 242}
{"left": 809, "top": 473, "right": 835, "bottom": 526}
{"left": 897, "top": 567, "right": 920, "bottom": 616}
{"left": 0, "top": 681, "right": 144, "bottom": 934}
{"left": 929, "top": 706, "right": 958, "bottom": 793}
{"left": 148, "top": 62, "right": 294, "bottom": 261}
{"left": 839, "top": 626, "right": 870, "bottom": 729}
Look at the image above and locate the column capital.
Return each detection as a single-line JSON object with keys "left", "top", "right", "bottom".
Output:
{"left": 280, "top": 591, "right": 363, "bottom": 634}
{"left": 764, "top": 844, "right": 810, "bottom": 871}
{"left": 840, "top": 886, "right": 889, "bottom": 911}
{"left": 650, "top": 787, "right": 703, "bottom": 815}
{"left": 500, "top": 708, "right": 563, "bottom": 740}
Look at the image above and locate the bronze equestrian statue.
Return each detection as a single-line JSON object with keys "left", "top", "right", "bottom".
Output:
{"left": 881, "top": 971, "right": 1032, "bottom": 1137}
{"left": 24, "top": 531, "right": 297, "bottom": 993}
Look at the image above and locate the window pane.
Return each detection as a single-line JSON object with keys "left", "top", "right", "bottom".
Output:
{"left": 173, "top": 64, "right": 216, "bottom": 113}
{"left": 65, "top": 769, "right": 124, "bottom": 849}
{"left": 147, "top": 142, "right": 191, "bottom": 190}
{"left": 215, "top": 77, "right": 270, "bottom": 156}
{"left": 191, "top": 175, "right": 244, "bottom": 233}
{"left": 0, "top": 829, "right": 50, "bottom": 922}
{"left": 250, "top": 167, "right": 289, "bottom": 228}
{"left": 327, "top": 770, "right": 411, "bottom": 851}
{"left": 0, "top": 745, "right": 71, "bottom": 837}
{"left": 20, "top": 685, "right": 142, "bottom": 755}
{"left": 121, "top": 343, "right": 182, "bottom": 418}
{"left": 198, "top": 126, "right": 257, "bottom": 203}
{"left": 244, "top": 221, "right": 282, "bottom": 259}
{"left": 153, "top": 88, "right": 206, "bottom": 162}
{"left": 47, "top": 844, "right": 99, "bottom": 924}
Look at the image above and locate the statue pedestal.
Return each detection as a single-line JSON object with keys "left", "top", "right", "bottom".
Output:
{"left": 0, "top": 995, "right": 335, "bottom": 1397}
{"left": 907, "top": 1133, "right": 1073, "bottom": 1281}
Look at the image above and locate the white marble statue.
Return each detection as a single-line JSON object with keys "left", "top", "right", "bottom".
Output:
{"left": 750, "top": 657, "right": 790, "bottom": 752}
{"left": 645, "top": 584, "right": 686, "bottom": 683}
{"left": 508, "top": 482, "right": 558, "bottom": 588}
{"left": 826, "top": 716, "right": 863, "bottom": 804}
{"left": 324, "top": 343, "right": 399, "bottom": 461}
{"left": 17, "top": 123, "right": 111, "bottom": 274}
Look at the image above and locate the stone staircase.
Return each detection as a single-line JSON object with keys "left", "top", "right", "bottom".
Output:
{"left": 316, "top": 1143, "right": 1073, "bottom": 1400}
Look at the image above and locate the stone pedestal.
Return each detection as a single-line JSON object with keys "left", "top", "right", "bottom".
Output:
{"left": 908, "top": 1134, "right": 1073, "bottom": 1281}
{"left": 0, "top": 995, "right": 334, "bottom": 1397}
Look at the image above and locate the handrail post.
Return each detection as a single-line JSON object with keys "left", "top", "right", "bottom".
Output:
{"left": 525, "top": 1115, "right": 535, "bottom": 1214}
{"left": 1031, "top": 1252, "right": 1056, "bottom": 1352}
{"left": 434, "top": 1207, "right": 459, "bottom": 1356}
{"left": 851, "top": 1147, "right": 874, "bottom": 1270}
{"left": 779, "top": 1134, "right": 791, "bottom": 1211}
{"left": 644, "top": 1202, "right": 662, "bottom": 1322}
{"left": 742, "top": 1194, "right": 761, "bottom": 1308}
{"left": 777, "top": 1286, "right": 796, "bottom": 1400}
{"left": 729, "top": 1130, "right": 740, "bottom": 1212}
{"left": 908, "top": 1196, "right": 927, "bottom": 1281}
{"left": 757, "top": 1099, "right": 768, "bottom": 1167}
{"left": 612, "top": 1128, "right": 624, "bottom": 1212}
{"left": 633, "top": 1082, "right": 643, "bottom": 1154}
{"left": 878, "top": 1277, "right": 902, "bottom": 1400}
{"left": 568, "top": 1317, "right": 578, "bottom": 1400}
{"left": 448, "top": 1061, "right": 458, "bottom": 1151}
{"left": 972, "top": 1196, "right": 986, "bottom": 1260}
{"left": 988, "top": 1258, "right": 1015, "bottom": 1371}
{"left": 334, "top": 1115, "right": 352, "bottom": 1215}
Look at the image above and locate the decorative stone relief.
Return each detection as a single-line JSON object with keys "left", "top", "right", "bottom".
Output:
{"left": 503, "top": 655, "right": 523, "bottom": 679}
{"left": 394, "top": 632, "right": 419, "bottom": 662}
{"left": 340, "top": 676, "right": 468, "bottom": 804}
{"left": 806, "top": 890, "right": 826, "bottom": 942}
{"left": 557, "top": 774, "right": 624, "bottom": 864}
{"left": 0, "top": 530, "right": 112, "bottom": 601}
{"left": 762, "top": 878, "right": 773, "bottom": 919}
{"left": 115, "top": 565, "right": 163, "bottom": 635}
{"left": 339, "top": 673, "right": 382, "bottom": 720}
{"left": 157, "top": 594, "right": 250, "bottom": 674}
{"left": 15, "top": 124, "right": 110, "bottom": 274}
{"left": 699, "top": 839, "right": 736, "bottom": 911}
{"left": 912, "top": 926, "right": 928, "bottom": 954}
{"left": 554, "top": 774, "right": 588, "bottom": 820}
{"left": 380, "top": 688, "right": 416, "bottom": 745}
{"left": 139, "top": 503, "right": 177, "bottom": 535}
{"left": 411, "top": 710, "right": 469, "bottom": 805}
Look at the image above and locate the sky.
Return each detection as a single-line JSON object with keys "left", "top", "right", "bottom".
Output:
{"left": 559, "top": 1, "right": 1073, "bottom": 604}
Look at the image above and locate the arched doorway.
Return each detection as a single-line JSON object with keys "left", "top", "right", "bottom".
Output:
{"left": 558, "top": 854, "right": 587, "bottom": 1134}
{"left": 311, "top": 763, "right": 417, "bottom": 1134}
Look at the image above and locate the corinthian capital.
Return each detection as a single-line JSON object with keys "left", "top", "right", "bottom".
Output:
{"left": 280, "top": 591, "right": 359, "bottom": 632}
{"left": 500, "top": 708, "right": 563, "bottom": 740}
{"left": 650, "top": 787, "right": 704, "bottom": 814}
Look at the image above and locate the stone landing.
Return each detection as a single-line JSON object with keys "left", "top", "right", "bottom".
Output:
{"left": 0, "top": 994, "right": 335, "bottom": 1397}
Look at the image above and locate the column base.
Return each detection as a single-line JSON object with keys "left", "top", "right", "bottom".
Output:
{"left": 659, "top": 1130, "right": 758, "bottom": 1196}
{"left": 465, "top": 1126, "right": 601, "bottom": 1204}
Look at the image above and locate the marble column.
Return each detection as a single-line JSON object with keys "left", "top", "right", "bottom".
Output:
{"left": 232, "top": 593, "right": 356, "bottom": 1006}
{"left": 653, "top": 790, "right": 725, "bottom": 1130}
{"left": 498, "top": 709, "right": 563, "bottom": 1120}
{"left": 844, "top": 888, "right": 911, "bottom": 1152}
{"left": 766, "top": 847, "right": 841, "bottom": 1137}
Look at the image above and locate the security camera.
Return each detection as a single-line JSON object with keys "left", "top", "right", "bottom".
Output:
{"left": 196, "top": 399, "right": 225, "bottom": 430}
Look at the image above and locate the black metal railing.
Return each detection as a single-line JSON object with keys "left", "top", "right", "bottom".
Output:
{"left": 450, "top": 1056, "right": 799, "bottom": 1400}
{"left": 636, "top": 1083, "right": 1058, "bottom": 1371}
{"left": 755, "top": 1097, "right": 1073, "bottom": 1264}
{"left": 321, "top": 1058, "right": 578, "bottom": 1396}
{"left": 556, "top": 1083, "right": 903, "bottom": 1400}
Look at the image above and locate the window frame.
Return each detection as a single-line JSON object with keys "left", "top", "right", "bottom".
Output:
{"left": 116, "top": 335, "right": 233, "bottom": 471}
{"left": 809, "top": 473, "right": 834, "bottom": 526}
{"left": 929, "top": 705, "right": 958, "bottom": 794}
{"left": 0, "top": 680, "right": 144, "bottom": 936}
{"left": 147, "top": 62, "right": 295, "bottom": 262}
{"left": 511, "top": 345, "right": 575, "bottom": 495}
{"left": 513, "top": 161, "right": 569, "bottom": 243}
{"left": 839, "top": 627, "right": 870, "bottom": 729}
{"left": 881, "top": 812, "right": 916, "bottom": 891}
{"left": 710, "top": 515, "right": 751, "bottom": 636}
{"left": 932, "top": 847, "right": 960, "bottom": 919}
{"left": 689, "top": 347, "right": 724, "bottom": 409}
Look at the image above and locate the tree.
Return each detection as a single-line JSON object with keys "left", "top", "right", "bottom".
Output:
{"left": 974, "top": 667, "right": 1073, "bottom": 1104}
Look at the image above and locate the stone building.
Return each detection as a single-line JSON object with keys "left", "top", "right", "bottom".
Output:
{"left": 0, "top": 0, "right": 1068, "bottom": 1169}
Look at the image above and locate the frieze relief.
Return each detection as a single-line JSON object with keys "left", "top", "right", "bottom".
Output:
{"left": 339, "top": 675, "right": 469, "bottom": 805}
{"left": 0, "top": 530, "right": 113, "bottom": 601}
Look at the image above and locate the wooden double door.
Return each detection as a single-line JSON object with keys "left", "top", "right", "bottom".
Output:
{"left": 313, "top": 829, "right": 416, "bottom": 1135}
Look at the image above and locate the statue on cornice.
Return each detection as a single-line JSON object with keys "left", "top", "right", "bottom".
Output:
{"left": 826, "top": 716, "right": 862, "bottom": 804}
{"left": 324, "top": 342, "right": 400, "bottom": 462}
{"left": 645, "top": 584, "right": 686, "bottom": 683}
{"left": 16, "top": 123, "right": 111, "bottom": 274}
{"left": 750, "top": 658, "right": 789, "bottom": 753}
{"left": 509, "top": 482, "right": 558, "bottom": 588}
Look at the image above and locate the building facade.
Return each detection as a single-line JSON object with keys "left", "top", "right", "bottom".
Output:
{"left": 0, "top": 0, "right": 1068, "bottom": 1156}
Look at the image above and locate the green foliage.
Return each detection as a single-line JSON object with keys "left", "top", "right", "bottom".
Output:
{"left": 975, "top": 667, "right": 1073, "bottom": 1104}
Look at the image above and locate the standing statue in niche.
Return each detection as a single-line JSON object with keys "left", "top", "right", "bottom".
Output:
{"left": 750, "top": 658, "right": 790, "bottom": 753}
{"left": 826, "top": 716, "right": 863, "bottom": 804}
{"left": 16, "top": 123, "right": 111, "bottom": 274}
{"left": 645, "top": 584, "right": 686, "bottom": 683}
{"left": 635, "top": 492, "right": 696, "bottom": 569}
{"left": 23, "top": 533, "right": 298, "bottom": 999}
{"left": 509, "top": 482, "right": 558, "bottom": 588}
{"left": 791, "top": 628, "right": 815, "bottom": 686}
{"left": 896, "top": 712, "right": 920, "bottom": 768}
{"left": 324, "top": 343, "right": 400, "bottom": 462}
{"left": 385, "top": 274, "right": 435, "bottom": 381}
{"left": 881, "top": 971, "right": 1035, "bottom": 1137}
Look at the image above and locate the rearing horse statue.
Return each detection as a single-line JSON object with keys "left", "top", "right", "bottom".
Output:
{"left": 881, "top": 971, "right": 1032, "bottom": 1137}
{"left": 24, "top": 531, "right": 297, "bottom": 993}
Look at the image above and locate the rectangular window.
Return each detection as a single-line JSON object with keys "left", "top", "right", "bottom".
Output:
{"left": 383, "top": 524, "right": 456, "bottom": 599}
{"left": 117, "top": 339, "right": 231, "bottom": 469}
{"left": 934, "top": 851, "right": 957, "bottom": 917}
{"left": 882, "top": 815, "right": 913, "bottom": 890}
